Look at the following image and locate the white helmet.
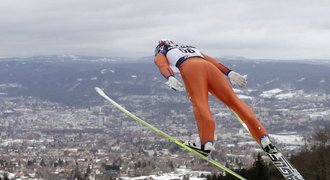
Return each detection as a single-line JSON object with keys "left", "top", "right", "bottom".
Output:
{"left": 154, "top": 39, "right": 177, "bottom": 56}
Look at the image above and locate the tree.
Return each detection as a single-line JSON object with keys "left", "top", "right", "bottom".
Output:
{"left": 58, "top": 158, "right": 64, "bottom": 167}
{"left": 40, "top": 159, "right": 46, "bottom": 167}
{"left": 84, "top": 165, "right": 92, "bottom": 179}
{"left": 207, "top": 128, "right": 330, "bottom": 180}
{"left": 291, "top": 128, "right": 330, "bottom": 180}
{"left": 244, "top": 153, "right": 269, "bottom": 180}
{"left": 313, "top": 127, "right": 330, "bottom": 147}
{"left": 3, "top": 173, "right": 9, "bottom": 180}
{"left": 183, "top": 174, "right": 190, "bottom": 180}
{"left": 168, "top": 161, "right": 175, "bottom": 171}
{"left": 27, "top": 159, "right": 35, "bottom": 166}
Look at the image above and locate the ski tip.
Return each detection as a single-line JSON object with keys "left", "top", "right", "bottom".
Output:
{"left": 94, "top": 87, "right": 104, "bottom": 94}
{"left": 94, "top": 86, "right": 101, "bottom": 92}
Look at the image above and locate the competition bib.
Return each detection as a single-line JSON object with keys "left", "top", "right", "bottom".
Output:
{"left": 166, "top": 46, "right": 204, "bottom": 69}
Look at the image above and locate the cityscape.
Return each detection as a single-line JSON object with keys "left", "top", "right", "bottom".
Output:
{"left": 1, "top": 0, "right": 330, "bottom": 179}
{"left": 0, "top": 57, "right": 329, "bottom": 179}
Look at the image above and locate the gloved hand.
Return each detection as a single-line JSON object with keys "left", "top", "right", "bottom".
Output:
{"left": 228, "top": 71, "right": 247, "bottom": 88}
{"left": 165, "top": 76, "right": 184, "bottom": 91}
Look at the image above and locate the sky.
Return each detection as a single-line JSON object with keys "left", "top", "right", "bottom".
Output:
{"left": 1, "top": 0, "right": 330, "bottom": 60}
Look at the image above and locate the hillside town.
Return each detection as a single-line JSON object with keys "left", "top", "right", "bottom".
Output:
{"left": 0, "top": 86, "right": 329, "bottom": 179}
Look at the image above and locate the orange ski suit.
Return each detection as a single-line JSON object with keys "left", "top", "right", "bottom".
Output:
{"left": 154, "top": 51, "right": 268, "bottom": 145}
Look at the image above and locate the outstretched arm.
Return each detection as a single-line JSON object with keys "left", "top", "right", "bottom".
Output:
{"left": 154, "top": 53, "right": 174, "bottom": 79}
{"left": 201, "top": 52, "right": 247, "bottom": 88}
{"left": 154, "top": 53, "right": 184, "bottom": 91}
{"left": 201, "top": 52, "right": 231, "bottom": 75}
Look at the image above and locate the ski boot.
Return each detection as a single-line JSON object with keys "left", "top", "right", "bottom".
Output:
{"left": 260, "top": 135, "right": 278, "bottom": 154}
{"left": 183, "top": 140, "right": 215, "bottom": 157}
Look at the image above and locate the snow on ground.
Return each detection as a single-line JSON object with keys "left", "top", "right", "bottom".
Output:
{"left": 265, "top": 78, "right": 279, "bottom": 85}
{"left": 275, "top": 92, "right": 297, "bottom": 100}
{"left": 0, "top": 139, "right": 45, "bottom": 147}
{"left": 237, "top": 94, "right": 253, "bottom": 100}
{"left": 260, "top": 88, "right": 283, "bottom": 98}
{"left": 0, "top": 83, "right": 24, "bottom": 90}
{"left": 121, "top": 169, "right": 211, "bottom": 180}
{"left": 297, "top": 77, "right": 305, "bottom": 82}
{"left": 237, "top": 141, "right": 258, "bottom": 146}
{"left": 100, "top": 69, "right": 115, "bottom": 74}
{"left": 233, "top": 88, "right": 244, "bottom": 94}
{"left": 0, "top": 139, "right": 24, "bottom": 146}
{"left": 269, "top": 133, "right": 304, "bottom": 146}
{"left": 90, "top": 76, "right": 98, "bottom": 80}
{"left": 123, "top": 176, "right": 206, "bottom": 180}
{"left": 121, "top": 166, "right": 210, "bottom": 180}
{"left": 233, "top": 88, "right": 254, "bottom": 100}
{"left": 233, "top": 88, "right": 256, "bottom": 94}
{"left": 260, "top": 88, "right": 298, "bottom": 100}
{"left": 309, "top": 110, "right": 330, "bottom": 120}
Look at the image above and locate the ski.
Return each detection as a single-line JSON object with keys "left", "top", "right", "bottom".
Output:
{"left": 266, "top": 151, "right": 304, "bottom": 180}
{"left": 95, "top": 87, "right": 246, "bottom": 180}
{"left": 230, "top": 109, "right": 304, "bottom": 180}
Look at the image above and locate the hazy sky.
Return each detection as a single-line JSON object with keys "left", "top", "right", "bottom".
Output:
{"left": 1, "top": 0, "right": 330, "bottom": 59}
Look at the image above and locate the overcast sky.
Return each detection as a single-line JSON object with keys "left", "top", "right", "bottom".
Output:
{"left": 1, "top": 0, "right": 330, "bottom": 59}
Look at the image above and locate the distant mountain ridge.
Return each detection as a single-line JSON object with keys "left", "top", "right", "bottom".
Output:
{"left": 0, "top": 56, "right": 329, "bottom": 106}
{"left": 2, "top": 55, "right": 330, "bottom": 64}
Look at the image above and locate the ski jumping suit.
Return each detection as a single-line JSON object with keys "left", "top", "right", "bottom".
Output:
{"left": 154, "top": 45, "right": 268, "bottom": 145}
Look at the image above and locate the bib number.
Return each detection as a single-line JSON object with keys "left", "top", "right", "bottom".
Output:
{"left": 179, "top": 48, "right": 196, "bottom": 54}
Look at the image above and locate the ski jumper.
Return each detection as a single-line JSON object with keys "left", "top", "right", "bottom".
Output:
{"left": 154, "top": 45, "right": 268, "bottom": 145}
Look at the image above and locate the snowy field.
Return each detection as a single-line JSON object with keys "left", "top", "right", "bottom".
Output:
{"left": 270, "top": 133, "right": 304, "bottom": 146}
{"left": 121, "top": 166, "right": 210, "bottom": 180}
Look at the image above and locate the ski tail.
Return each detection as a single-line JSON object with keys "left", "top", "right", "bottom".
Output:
{"left": 95, "top": 87, "right": 247, "bottom": 180}
{"left": 229, "top": 108, "right": 304, "bottom": 180}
